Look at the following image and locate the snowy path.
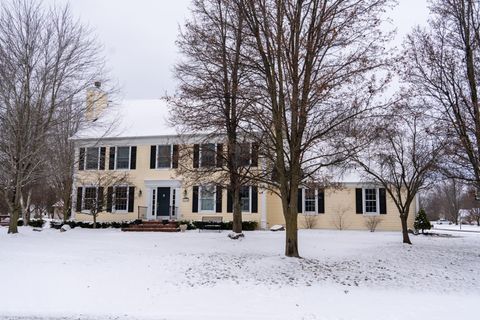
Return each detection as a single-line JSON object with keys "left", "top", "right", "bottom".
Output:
{"left": 0, "top": 227, "right": 479, "bottom": 320}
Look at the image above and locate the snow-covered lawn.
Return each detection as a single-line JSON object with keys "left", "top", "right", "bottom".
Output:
{"left": 432, "top": 222, "right": 480, "bottom": 233}
{"left": 1, "top": 227, "right": 479, "bottom": 320}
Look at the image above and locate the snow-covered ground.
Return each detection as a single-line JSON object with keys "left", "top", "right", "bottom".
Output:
{"left": 1, "top": 227, "right": 479, "bottom": 320}
{"left": 431, "top": 222, "right": 480, "bottom": 233}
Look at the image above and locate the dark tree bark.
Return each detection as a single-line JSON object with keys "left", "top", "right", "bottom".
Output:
{"left": 403, "top": 0, "right": 480, "bottom": 192}
{"left": 237, "top": 0, "right": 393, "bottom": 256}
{"left": 170, "top": 0, "right": 256, "bottom": 237}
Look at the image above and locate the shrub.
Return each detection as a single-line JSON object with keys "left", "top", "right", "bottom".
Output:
{"left": 365, "top": 216, "right": 382, "bottom": 232}
{"left": 50, "top": 220, "right": 138, "bottom": 229}
{"left": 28, "top": 219, "right": 44, "bottom": 228}
{"left": 179, "top": 220, "right": 258, "bottom": 231}
{"left": 414, "top": 209, "right": 431, "bottom": 234}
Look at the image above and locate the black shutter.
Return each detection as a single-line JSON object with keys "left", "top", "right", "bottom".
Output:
{"left": 251, "top": 186, "right": 258, "bottom": 213}
{"left": 216, "top": 144, "right": 223, "bottom": 167}
{"left": 109, "top": 147, "right": 115, "bottom": 170}
{"left": 379, "top": 188, "right": 387, "bottom": 214}
{"left": 251, "top": 143, "right": 259, "bottom": 167}
{"left": 317, "top": 189, "right": 325, "bottom": 214}
{"left": 106, "top": 187, "right": 113, "bottom": 212}
{"left": 97, "top": 187, "right": 104, "bottom": 212}
{"left": 98, "top": 147, "right": 105, "bottom": 170}
{"left": 227, "top": 189, "right": 233, "bottom": 213}
{"left": 130, "top": 146, "right": 137, "bottom": 169}
{"left": 78, "top": 148, "right": 85, "bottom": 170}
{"left": 192, "top": 186, "right": 199, "bottom": 212}
{"left": 99, "top": 147, "right": 106, "bottom": 170}
{"left": 193, "top": 144, "right": 200, "bottom": 168}
{"left": 356, "top": 188, "right": 363, "bottom": 214}
{"left": 172, "top": 145, "right": 179, "bottom": 168}
{"left": 216, "top": 186, "right": 222, "bottom": 213}
{"left": 76, "top": 187, "right": 83, "bottom": 212}
{"left": 297, "top": 188, "right": 303, "bottom": 213}
{"left": 150, "top": 145, "right": 156, "bottom": 169}
{"left": 128, "top": 187, "right": 135, "bottom": 212}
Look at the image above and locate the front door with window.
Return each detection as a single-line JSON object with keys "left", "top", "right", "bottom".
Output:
{"left": 156, "top": 187, "right": 170, "bottom": 218}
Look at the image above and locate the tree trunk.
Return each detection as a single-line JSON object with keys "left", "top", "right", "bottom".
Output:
{"left": 8, "top": 204, "right": 20, "bottom": 234}
{"left": 284, "top": 206, "right": 300, "bottom": 257}
{"left": 93, "top": 214, "right": 97, "bottom": 229}
{"left": 400, "top": 213, "right": 412, "bottom": 245}
{"left": 232, "top": 188, "right": 243, "bottom": 234}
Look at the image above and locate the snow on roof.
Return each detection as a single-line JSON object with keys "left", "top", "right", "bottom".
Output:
{"left": 73, "top": 99, "right": 177, "bottom": 140}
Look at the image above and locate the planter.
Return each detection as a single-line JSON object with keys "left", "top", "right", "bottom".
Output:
{"left": 179, "top": 224, "right": 188, "bottom": 232}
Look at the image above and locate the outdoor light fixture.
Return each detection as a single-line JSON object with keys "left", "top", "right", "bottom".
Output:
{"left": 138, "top": 189, "right": 142, "bottom": 197}
{"left": 182, "top": 189, "right": 189, "bottom": 202}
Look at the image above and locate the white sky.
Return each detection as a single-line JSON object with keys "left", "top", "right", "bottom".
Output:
{"left": 45, "top": 0, "right": 430, "bottom": 100}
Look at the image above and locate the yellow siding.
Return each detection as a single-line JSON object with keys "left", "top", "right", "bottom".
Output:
{"left": 74, "top": 144, "right": 416, "bottom": 231}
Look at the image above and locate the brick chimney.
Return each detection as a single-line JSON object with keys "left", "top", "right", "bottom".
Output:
{"left": 86, "top": 81, "right": 108, "bottom": 121}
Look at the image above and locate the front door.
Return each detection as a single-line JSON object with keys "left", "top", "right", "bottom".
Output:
{"left": 156, "top": 187, "right": 171, "bottom": 219}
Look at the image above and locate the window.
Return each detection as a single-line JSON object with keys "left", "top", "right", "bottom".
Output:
{"left": 157, "top": 145, "right": 172, "bottom": 168}
{"left": 86, "top": 147, "right": 100, "bottom": 170}
{"left": 240, "top": 186, "right": 251, "bottom": 212}
{"left": 304, "top": 189, "right": 316, "bottom": 212}
{"left": 200, "top": 144, "right": 215, "bottom": 167}
{"left": 114, "top": 186, "right": 128, "bottom": 211}
{"left": 83, "top": 187, "right": 97, "bottom": 211}
{"left": 237, "top": 143, "right": 251, "bottom": 166}
{"left": 364, "top": 188, "right": 378, "bottom": 214}
{"left": 116, "top": 147, "right": 130, "bottom": 169}
{"left": 200, "top": 186, "right": 215, "bottom": 211}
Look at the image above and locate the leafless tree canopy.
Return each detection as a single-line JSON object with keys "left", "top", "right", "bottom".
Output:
{"left": 402, "top": 0, "right": 480, "bottom": 189}
{"left": 235, "top": 0, "right": 393, "bottom": 257}
{"left": 0, "top": 0, "right": 107, "bottom": 233}
{"left": 354, "top": 102, "right": 445, "bottom": 244}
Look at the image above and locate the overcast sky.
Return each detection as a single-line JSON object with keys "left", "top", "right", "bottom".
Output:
{"left": 45, "top": 0, "right": 430, "bottom": 100}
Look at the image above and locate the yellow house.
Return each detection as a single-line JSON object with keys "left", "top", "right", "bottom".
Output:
{"left": 72, "top": 92, "right": 416, "bottom": 231}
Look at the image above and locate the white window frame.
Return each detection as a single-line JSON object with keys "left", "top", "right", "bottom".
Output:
{"left": 199, "top": 185, "right": 216, "bottom": 213}
{"left": 200, "top": 143, "right": 216, "bottom": 168}
{"left": 85, "top": 147, "right": 101, "bottom": 170}
{"left": 114, "top": 146, "right": 131, "bottom": 170}
{"left": 113, "top": 185, "right": 129, "bottom": 213}
{"left": 363, "top": 188, "right": 379, "bottom": 215}
{"left": 303, "top": 188, "right": 317, "bottom": 215}
{"left": 240, "top": 186, "right": 252, "bottom": 213}
{"left": 156, "top": 144, "right": 173, "bottom": 169}
{"left": 81, "top": 186, "right": 98, "bottom": 214}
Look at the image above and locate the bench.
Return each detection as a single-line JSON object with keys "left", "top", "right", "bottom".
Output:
{"left": 199, "top": 216, "right": 223, "bottom": 232}
{"left": 0, "top": 215, "right": 10, "bottom": 226}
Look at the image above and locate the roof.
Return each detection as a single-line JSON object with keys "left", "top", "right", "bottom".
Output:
{"left": 73, "top": 99, "right": 177, "bottom": 140}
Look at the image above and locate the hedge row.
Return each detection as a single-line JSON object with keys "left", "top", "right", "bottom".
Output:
{"left": 50, "top": 220, "right": 142, "bottom": 229}
{"left": 17, "top": 219, "right": 45, "bottom": 228}
{"left": 178, "top": 220, "right": 258, "bottom": 231}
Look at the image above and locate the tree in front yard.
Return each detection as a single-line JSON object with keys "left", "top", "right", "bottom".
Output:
{"left": 236, "top": 0, "right": 394, "bottom": 257}
{"left": 354, "top": 101, "right": 445, "bottom": 244}
{"left": 414, "top": 209, "right": 431, "bottom": 234}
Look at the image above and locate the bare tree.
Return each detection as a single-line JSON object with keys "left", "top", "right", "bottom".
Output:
{"left": 170, "top": 0, "right": 257, "bottom": 236}
{"left": 301, "top": 214, "right": 318, "bottom": 229}
{"left": 0, "top": 0, "right": 106, "bottom": 233}
{"left": 440, "top": 178, "right": 464, "bottom": 224}
{"left": 468, "top": 208, "right": 480, "bottom": 226}
{"left": 402, "top": 0, "right": 480, "bottom": 192}
{"left": 236, "top": 0, "right": 393, "bottom": 257}
{"left": 76, "top": 171, "right": 129, "bottom": 229}
{"left": 331, "top": 206, "right": 350, "bottom": 231}
{"left": 354, "top": 102, "right": 445, "bottom": 244}
{"left": 365, "top": 216, "right": 382, "bottom": 232}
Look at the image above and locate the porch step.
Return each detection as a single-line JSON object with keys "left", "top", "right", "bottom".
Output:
{"left": 121, "top": 220, "right": 179, "bottom": 232}
{"left": 122, "top": 227, "right": 179, "bottom": 232}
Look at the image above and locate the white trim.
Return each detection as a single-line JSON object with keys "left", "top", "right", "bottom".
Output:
{"left": 199, "top": 185, "right": 216, "bottom": 213}
{"left": 362, "top": 187, "right": 380, "bottom": 215}
{"left": 85, "top": 147, "right": 101, "bottom": 171}
{"left": 303, "top": 188, "right": 318, "bottom": 215}
{"left": 114, "top": 146, "right": 131, "bottom": 171}
{"left": 155, "top": 144, "right": 173, "bottom": 169}
{"left": 112, "top": 185, "right": 129, "bottom": 213}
